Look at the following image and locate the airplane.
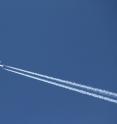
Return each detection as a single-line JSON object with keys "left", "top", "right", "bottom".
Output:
{"left": 0, "top": 65, "right": 4, "bottom": 68}
{"left": 0, "top": 61, "right": 4, "bottom": 68}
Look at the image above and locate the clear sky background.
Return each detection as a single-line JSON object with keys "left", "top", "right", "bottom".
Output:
{"left": 0, "top": 0, "right": 117, "bottom": 124}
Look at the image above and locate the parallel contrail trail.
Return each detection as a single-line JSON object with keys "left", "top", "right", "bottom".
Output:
{"left": 3, "top": 67, "right": 117, "bottom": 104}
{"left": 5, "top": 65, "right": 117, "bottom": 98}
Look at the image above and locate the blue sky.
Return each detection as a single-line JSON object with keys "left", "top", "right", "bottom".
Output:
{"left": 0, "top": 0, "right": 117, "bottom": 123}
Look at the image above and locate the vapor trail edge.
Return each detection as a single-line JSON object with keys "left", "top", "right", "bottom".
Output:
{"left": 5, "top": 65, "right": 117, "bottom": 98}
{"left": 4, "top": 68, "right": 117, "bottom": 104}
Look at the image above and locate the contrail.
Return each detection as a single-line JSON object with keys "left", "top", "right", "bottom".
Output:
{"left": 5, "top": 65, "right": 117, "bottom": 98}
{"left": 4, "top": 68, "right": 117, "bottom": 104}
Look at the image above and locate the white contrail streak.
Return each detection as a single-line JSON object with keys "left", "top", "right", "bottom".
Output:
{"left": 4, "top": 68, "right": 117, "bottom": 104}
{"left": 5, "top": 65, "right": 117, "bottom": 98}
